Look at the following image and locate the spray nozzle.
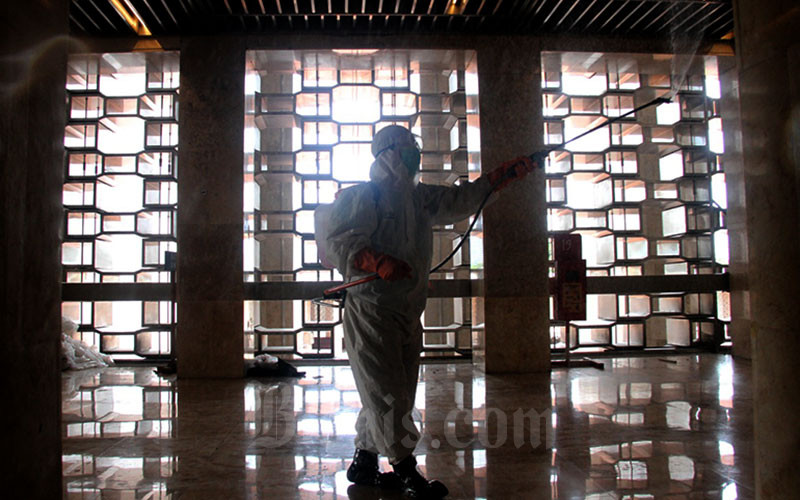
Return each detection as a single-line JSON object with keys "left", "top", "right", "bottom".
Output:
{"left": 658, "top": 88, "right": 680, "bottom": 104}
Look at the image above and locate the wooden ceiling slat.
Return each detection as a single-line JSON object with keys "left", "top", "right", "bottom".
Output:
{"left": 532, "top": 0, "right": 550, "bottom": 18}
{"left": 640, "top": 3, "right": 674, "bottom": 31}
{"left": 506, "top": 0, "right": 530, "bottom": 19}
{"left": 125, "top": 1, "right": 152, "bottom": 31}
{"left": 684, "top": 3, "right": 724, "bottom": 33}
{"left": 490, "top": 0, "right": 504, "bottom": 16}
{"left": 68, "top": 0, "right": 735, "bottom": 40}
{"left": 72, "top": 1, "right": 102, "bottom": 31}
{"left": 85, "top": 0, "right": 124, "bottom": 31}
{"left": 613, "top": 0, "right": 646, "bottom": 31}
{"left": 171, "top": 0, "right": 189, "bottom": 17}
{"left": 706, "top": 7, "right": 733, "bottom": 36}
{"left": 518, "top": 0, "right": 540, "bottom": 20}
{"left": 567, "top": 0, "right": 599, "bottom": 30}
{"left": 666, "top": 3, "right": 708, "bottom": 33}
{"left": 69, "top": 12, "right": 89, "bottom": 32}
{"left": 582, "top": 0, "right": 615, "bottom": 30}
{"left": 552, "top": 0, "right": 580, "bottom": 29}
{"left": 658, "top": 3, "right": 695, "bottom": 33}
{"left": 518, "top": 0, "right": 543, "bottom": 31}
{"left": 184, "top": 0, "right": 200, "bottom": 15}
{"left": 158, "top": 0, "right": 180, "bottom": 29}
{"left": 627, "top": 1, "right": 659, "bottom": 32}
{"left": 542, "top": 0, "right": 567, "bottom": 27}
{"left": 712, "top": 18, "right": 733, "bottom": 38}
{"left": 508, "top": 0, "right": 535, "bottom": 31}
{"left": 599, "top": 0, "right": 630, "bottom": 30}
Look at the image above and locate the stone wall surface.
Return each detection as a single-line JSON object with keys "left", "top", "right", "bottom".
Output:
{"left": 477, "top": 38, "right": 550, "bottom": 373}
{"left": 732, "top": 0, "right": 800, "bottom": 497}
{"left": 0, "top": 0, "right": 69, "bottom": 497}
{"left": 177, "top": 36, "right": 246, "bottom": 378}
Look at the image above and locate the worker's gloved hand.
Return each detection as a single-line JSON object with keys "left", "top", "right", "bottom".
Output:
{"left": 354, "top": 247, "right": 412, "bottom": 281}
{"left": 486, "top": 156, "right": 538, "bottom": 191}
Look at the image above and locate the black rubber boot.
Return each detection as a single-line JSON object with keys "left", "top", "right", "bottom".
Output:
{"left": 346, "top": 449, "right": 402, "bottom": 489}
{"left": 392, "top": 455, "right": 449, "bottom": 499}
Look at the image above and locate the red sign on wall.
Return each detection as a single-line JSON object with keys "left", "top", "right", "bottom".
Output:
{"left": 555, "top": 259, "right": 587, "bottom": 321}
{"left": 554, "top": 234, "right": 587, "bottom": 322}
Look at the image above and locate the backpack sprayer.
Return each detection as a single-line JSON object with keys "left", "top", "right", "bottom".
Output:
{"left": 313, "top": 95, "right": 672, "bottom": 308}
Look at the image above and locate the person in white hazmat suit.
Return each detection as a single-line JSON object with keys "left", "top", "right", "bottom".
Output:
{"left": 322, "top": 125, "right": 535, "bottom": 498}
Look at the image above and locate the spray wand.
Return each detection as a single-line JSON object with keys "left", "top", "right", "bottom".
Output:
{"left": 318, "top": 94, "right": 672, "bottom": 303}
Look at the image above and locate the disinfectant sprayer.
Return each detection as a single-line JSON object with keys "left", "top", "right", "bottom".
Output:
{"left": 313, "top": 94, "right": 672, "bottom": 307}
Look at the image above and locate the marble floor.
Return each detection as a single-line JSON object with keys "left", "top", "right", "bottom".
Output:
{"left": 62, "top": 354, "right": 753, "bottom": 499}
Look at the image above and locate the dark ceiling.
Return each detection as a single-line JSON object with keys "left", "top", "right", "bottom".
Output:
{"left": 70, "top": 0, "right": 734, "bottom": 40}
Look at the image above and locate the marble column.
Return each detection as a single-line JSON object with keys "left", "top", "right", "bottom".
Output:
{"left": 0, "top": 0, "right": 68, "bottom": 496}
{"left": 170, "top": 379, "right": 248, "bottom": 497}
{"left": 483, "top": 372, "right": 552, "bottom": 497}
{"left": 477, "top": 38, "right": 551, "bottom": 373}
{"left": 719, "top": 55, "right": 751, "bottom": 360}
{"left": 731, "top": 1, "right": 800, "bottom": 497}
{"left": 177, "top": 37, "right": 245, "bottom": 378}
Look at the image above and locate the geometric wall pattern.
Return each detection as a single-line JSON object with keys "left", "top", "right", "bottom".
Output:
{"left": 542, "top": 52, "right": 730, "bottom": 351}
{"left": 62, "top": 52, "right": 179, "bottom": 360}
{"left": 59, "top": 49, "right": 732, "bottom": 361}
{"left": 244, "top": 49, "right": 480, "bottom": 359}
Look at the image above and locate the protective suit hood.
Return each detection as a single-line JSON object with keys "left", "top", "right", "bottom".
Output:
{"left": 369, "top": 149, "right": 417, "bottom": 190}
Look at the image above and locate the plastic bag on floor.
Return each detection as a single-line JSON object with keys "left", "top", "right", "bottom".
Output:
{"left": 245, "top": 353, "right": 305, "bottom": 378}
{"left": 61, "top": 317, "right": 114, "bottom": 370}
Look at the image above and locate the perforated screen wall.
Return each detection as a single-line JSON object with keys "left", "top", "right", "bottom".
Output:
{"left": 542, "top": 52, "right": 730, "bottom": 350}
{"left": 62, "top": 52, "right": 179, "bottom": 360}
{"left": 244, "top": 50, "right": 481, "bottom": 359}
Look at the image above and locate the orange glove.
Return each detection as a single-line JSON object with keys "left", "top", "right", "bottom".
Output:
{"left": 487, "top": 156, "right": 537, "bottom": 191}
{"left": 354, "top": 247, "right": 412, "bottom": 281}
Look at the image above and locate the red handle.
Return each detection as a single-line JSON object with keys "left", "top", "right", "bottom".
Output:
{"left": 323, "top": 274, "right": 379, "bottom": 296}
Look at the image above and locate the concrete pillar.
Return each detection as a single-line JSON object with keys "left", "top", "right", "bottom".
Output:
{"left": 719, "top": 55, "right": 751, "bottom": 360}
{"left": 483, "top": 372, "right": 552, "bottom": 496}
{"left": 731, "top": 1, "right": 800, "bottom": 497}
{"left": 0, "top": 0, "right": 68, "bottom": 497}
{"left": 477, "top": 38, "right": 550, "bottom": 373}
{"left": 177, "top": 37, "right": 245, "bottom": 378}
{"left": 171, "top": 379, "right": 247, "bottom": 496}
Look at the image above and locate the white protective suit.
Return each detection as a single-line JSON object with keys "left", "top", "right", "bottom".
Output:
{"left": 324, "top": 142, "right": 492, "bottom": 462}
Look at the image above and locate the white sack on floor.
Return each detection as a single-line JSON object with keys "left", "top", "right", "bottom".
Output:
{"left": 253, "top": 353, "right": 280, "bottom": 369}
{"left": 61, "top": 317, "right": 114, "bottom": 370}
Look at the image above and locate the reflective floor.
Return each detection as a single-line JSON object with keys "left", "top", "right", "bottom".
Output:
{"left": 62, "top": 354, "right": 753, "bottom": 499}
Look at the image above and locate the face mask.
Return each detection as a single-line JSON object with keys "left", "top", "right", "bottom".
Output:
{"left": 399, "top": 145, "right": 421, "bottom": 178}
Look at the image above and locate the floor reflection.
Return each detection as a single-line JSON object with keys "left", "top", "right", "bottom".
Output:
{"left": 62, "top": 354, "right": 753, "bottom": 499}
